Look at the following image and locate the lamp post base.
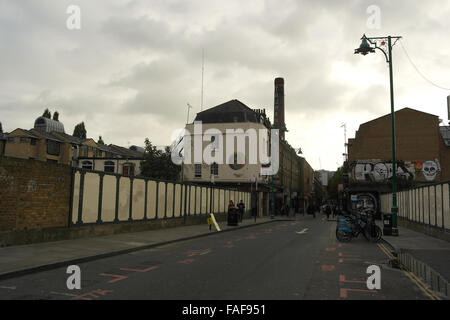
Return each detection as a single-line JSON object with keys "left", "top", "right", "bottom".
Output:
{"left": 383, "top": 227, "right": 399, "bottom": 236}
{"left": 391, "top": 227, "right": 399, "bottom": 236}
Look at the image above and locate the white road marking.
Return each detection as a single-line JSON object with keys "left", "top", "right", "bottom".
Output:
{"left": 296, "top": 228, "right": 309, "bottom": 234}
{"left": 50, "top": 291, "right": 78, "bottom": 297}
{"left": 0, "top": 286, "right": 16, "bottom": 290}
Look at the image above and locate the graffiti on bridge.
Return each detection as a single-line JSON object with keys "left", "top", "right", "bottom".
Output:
{"left": 351, "top": 159, "right": 441, "bottom": 182}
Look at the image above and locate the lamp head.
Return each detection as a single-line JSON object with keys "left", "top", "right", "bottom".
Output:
{"left": 355, "top": 35, "right": 375, "bottom": 56}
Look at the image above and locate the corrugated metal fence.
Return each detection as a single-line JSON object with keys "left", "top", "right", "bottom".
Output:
{"left": 69, "top": 168, "right": 251, "bottom": 226}
{"left": 380, "top": 181, "right": 450, "bottom": 232}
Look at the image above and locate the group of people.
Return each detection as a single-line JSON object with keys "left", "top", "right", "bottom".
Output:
{"left": 322, "top": 203, "right": 338, "bottom": 220}
{"left": 228, "top": 200, "right": 245, "bottom": 222}
{"left": 227, "top": 198, "right": 342, "bottom": 222}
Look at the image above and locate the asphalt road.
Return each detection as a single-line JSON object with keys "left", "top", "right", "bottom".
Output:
{"left": 0, "top": 215, "right": 433, "bottom": 300}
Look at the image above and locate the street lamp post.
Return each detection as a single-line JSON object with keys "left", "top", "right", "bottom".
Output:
{"left": 270, "top": 174, "right": 275, "bottom": 219}
{"left": 270, "top": 124, "right": 287, "bottom": 219}
{"left": 355, "top": 34, "right": 401, "bottom": 236}
{"left": 290, "top": 147, "right": 303, "bottom": 216}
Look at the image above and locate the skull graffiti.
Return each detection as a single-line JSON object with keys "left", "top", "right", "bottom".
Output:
{"left": 422, "top": 160, "right": 439, "bottom": 181}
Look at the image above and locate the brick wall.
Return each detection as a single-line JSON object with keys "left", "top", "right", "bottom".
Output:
{"left": 348, "top": 108, "right": 449, "bottom": 183}
{"left": 349, "top": 108, "right": 440, "bottom": 163}
{"left": 0, "top": 156, "right": 72, "bottom": 231}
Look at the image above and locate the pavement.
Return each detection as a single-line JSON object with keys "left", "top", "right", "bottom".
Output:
{"left": 0, "top": 215, "right": 295, "bottom": 281}
{"left": 379, "top": 222, "right": 450, "bottom": 298}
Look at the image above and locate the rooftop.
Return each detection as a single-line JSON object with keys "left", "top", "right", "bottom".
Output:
{"left": 194, "top": 99, "right": 261, "bottom": 124}
{"left": 34, "top": 117, "right": 65, "bottom": 134}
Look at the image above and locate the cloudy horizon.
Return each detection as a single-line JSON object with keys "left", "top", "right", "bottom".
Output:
{"left": 1, "top": 0, "right": 449, "bottom": 171}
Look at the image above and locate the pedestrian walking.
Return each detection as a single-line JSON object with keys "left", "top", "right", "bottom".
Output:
{"left": 325, "top": 205, "right": 331, "bottom": 220}
{"left": 237, "top": 200, "right": 245, "bottom": 222}
{"left": 307, "top": 205, "right": 315, "bottom": 218}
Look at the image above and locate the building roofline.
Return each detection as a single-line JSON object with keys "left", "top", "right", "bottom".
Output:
{"left": 8, "top": 128, "right": 41, "bottom": 139}
{"left": 196, "top": 99, "right": 255, "bottom": 115}
{"left": 78, "top": 157, "right": 144, "bottom": 160}
{"left": 359, "top": 107, "right": 439, "bottom": 128}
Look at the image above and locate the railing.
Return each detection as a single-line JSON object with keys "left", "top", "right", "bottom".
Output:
{"left": 69, "top": 168, "right": 251, "bottom": 226}
{"left": 380, "top": 181, "right": 450, "bottom": 232}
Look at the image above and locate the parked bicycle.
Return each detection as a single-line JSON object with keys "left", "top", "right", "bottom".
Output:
{"left": 336, "top": 208, "right": 382, "bottom": 243}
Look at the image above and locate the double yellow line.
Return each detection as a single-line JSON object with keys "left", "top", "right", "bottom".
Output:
{"left": 377, "top": 243, "right": 441, "bottom": 300}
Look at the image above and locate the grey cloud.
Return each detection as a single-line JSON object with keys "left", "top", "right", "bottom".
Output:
{"left": 1, "top": 0, "right": 450, "bottom": 170}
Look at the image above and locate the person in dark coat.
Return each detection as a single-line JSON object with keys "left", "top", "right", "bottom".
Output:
{"left": 237, "top": 200, "right": 245, "bottom": 222}
{"left": 325, "top": 205, "right": 331, "bottom": 220}
{"left": 307, "top": 205, "right": 315, "bottom": 218}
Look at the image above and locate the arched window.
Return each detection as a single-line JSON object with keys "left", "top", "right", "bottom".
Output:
{"left": 82, "top": 161, "right": 93, "bottom": 170}
{"left": 104, "top": 161, "right": 115, "bottom": 173}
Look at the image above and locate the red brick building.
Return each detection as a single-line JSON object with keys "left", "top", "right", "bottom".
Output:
{"left": 348, "top": 108, "right": 450, "bottom": 184}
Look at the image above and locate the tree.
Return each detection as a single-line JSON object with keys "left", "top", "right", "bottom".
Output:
{"left": 327, "top": 167, "right": 343, "bottom": 201}
{"left": 98, "top": 136, "right": 105, "bottom": 145}
{"left": 53, "top": 111, "right": 59, "bottom": 121}
{"left": 42, "top": 108, "right": 51, "bottom": 119}
{"left": 140, "top": 139, "right": 181, "bottom": 181}
{"left": 73, "top": 122, "right": 87, "bottom": 139}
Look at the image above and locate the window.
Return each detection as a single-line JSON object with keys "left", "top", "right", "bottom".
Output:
{"left": 82, "top": 161, "right": 93, "bottom": 170}
{"left": 211, "top": 163, "right": 218, "bottom": 176}
{"left": 7, "top": 137, "right": 14, "bottom": 143}
{"left": 47, "top": 140, "right": 60, "bottom": 156}
{"left": 80, "top": 146, "right": 88, "bottom": 157}
{"left": 195, "top": 164, "right": 202, "bottom": 178}
{"left": 30, "top": 139, "right": 37, "bottom": 146}
{"left": 104, "top": 161, "right": 115, "bottom": 173}
{"left": 20, "top": 137, "right": 28, "bottom": 143}
{"left": 123, "top": 163, "right": 135, "bottom": 176}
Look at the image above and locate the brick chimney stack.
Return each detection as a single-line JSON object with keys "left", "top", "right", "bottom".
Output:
{"left": 274, "top": 77, "right": 285, "bottom": 140}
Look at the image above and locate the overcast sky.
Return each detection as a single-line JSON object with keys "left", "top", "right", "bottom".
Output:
{"left": 1, "top": 0, "right": 449, "bottom": 171}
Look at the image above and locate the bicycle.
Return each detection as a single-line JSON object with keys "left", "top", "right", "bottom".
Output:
{"left": 336, "top": 209, "right": 381, "bottom": 243}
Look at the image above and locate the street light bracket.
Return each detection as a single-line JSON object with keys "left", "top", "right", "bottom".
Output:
{"left": 361, "top": 35, "right": 402, "bottom": 64}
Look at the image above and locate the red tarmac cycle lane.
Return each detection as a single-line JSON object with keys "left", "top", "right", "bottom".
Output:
{"left": 304, "top": 219, "right": 432, "bottom": 300}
